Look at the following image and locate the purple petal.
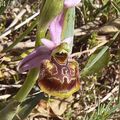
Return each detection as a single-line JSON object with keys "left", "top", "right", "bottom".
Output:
{"left": 64, "top": 0, "right": 81, "bottom": 8}
{"left": 41, "top": 38, "right": 56, "bottom": 50}
{"left": 49, "top": 12, "right": 64, "bottom": 46}
{"left": 17, "top": 46, "right": 51, "bottom": 73}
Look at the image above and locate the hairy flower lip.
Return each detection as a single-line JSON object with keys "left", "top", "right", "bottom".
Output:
{"left": 39, "top": 78, "right": 80, "bottom": 98}
{"left": 38, "top": 59, "right": 80, "bottom": 98}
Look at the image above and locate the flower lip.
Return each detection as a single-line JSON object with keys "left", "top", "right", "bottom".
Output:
{"left": 38, "top": 59, "right": 80, "bottom": 98}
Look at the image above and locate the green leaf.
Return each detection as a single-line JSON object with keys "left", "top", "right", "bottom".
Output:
{"left": 93, "top": 1, "right": 111, "bottom": 18}
{"left": 81, "top": 46, "right": 110, "bottom": 77}
{"left": 61, "top": 7, "right": 75, "bottom": 53}
{"left": 111, "top": 1, "right": 120, "bottom": 14}
{"left": 88, "top": 100, "right": 120, "bottom": 120}
{"left": 62, "top": 8, "right": 75, "bottom": 39}
{"left": 0, "top": 100, "right": 20, "bottom": 120}
{"left": 13, "top": 93, "right": 47, "bottom": 120}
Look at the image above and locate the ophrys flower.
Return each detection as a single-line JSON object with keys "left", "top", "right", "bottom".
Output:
{"left": 18, "top": 0, "right": 81, "bottom": 98}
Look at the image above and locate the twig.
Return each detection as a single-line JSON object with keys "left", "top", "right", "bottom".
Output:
{"left": 0, "top": 41, "right": 35, "bottom": 52}
{"left": 71, "top": 40, "right": 107, "bottom": 58}
{"left": 74, "top": 17, "right": 120, "bottom": 36}
{"left": 0, "top": 11, "right": 40, "bottom": 39}
{"left": 71, "top": 50, "right": 91, "bottom": 58}
{"left": 0, "top": 94, "right": 11, "bottom": 100}
{"left": 86, "top": 86, "right": 119, "bottom": 113}
{"left": 74, "top": 19, "right": 102, "bottom": 36}
{"left": 0, "top": 88, "right": 5, "bottom": 91}
{"left": 5, "top": 9, "right": 27, "bottom": 31}
{"left": 0, "top": 84, "right": 22, "bottom": 88}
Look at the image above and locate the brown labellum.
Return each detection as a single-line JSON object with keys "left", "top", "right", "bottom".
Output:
{"left": 38, "top": 53, "right": 80, "bottom": 98}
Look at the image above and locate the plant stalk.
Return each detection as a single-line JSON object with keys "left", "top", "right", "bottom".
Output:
{"left": 14, "top": 68, "right": 39, "bottom": 102}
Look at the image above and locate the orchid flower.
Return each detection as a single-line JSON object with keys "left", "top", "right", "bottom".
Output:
{"left": 18, "top": 0, "right": 81, "bottom": 98}
{"left": 17, "top": 13, "right": 73, "bottom": 73}
{"left": 18, "top": 0, "right": 81, "bottom": 73}
{"left": 38, "top": 42, "right": 80, "bottom": 98}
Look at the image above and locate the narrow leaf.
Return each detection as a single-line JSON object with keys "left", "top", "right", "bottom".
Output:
{"left": 0, "top": 100, "right": 20, "bottom": 120}
{"left": 13, "top": 93, "right": 47, "bottom": 120}
{"left": 62, "top": 7, "right": 75, "bottom": 53}
{"left": 81, "top": 46, "right": 110, "bottom": 77}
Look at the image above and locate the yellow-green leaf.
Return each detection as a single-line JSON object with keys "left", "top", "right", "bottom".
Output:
{"left": 81, "top": 46, "right": 110, "bottom": 77}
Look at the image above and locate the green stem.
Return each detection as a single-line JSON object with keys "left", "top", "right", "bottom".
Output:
{"left": 35, "top": 0, "right": 64, "bottom": 46}
{"left": 35, "top": 27, "right": 46, "bottom": 47}
{"left": 15, "top": 68, "right": 39, "bottom": 102}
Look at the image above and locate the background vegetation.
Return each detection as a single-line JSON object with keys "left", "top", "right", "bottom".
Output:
{"left": 0, "top": 0, "right": 120, "bottom": 119}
